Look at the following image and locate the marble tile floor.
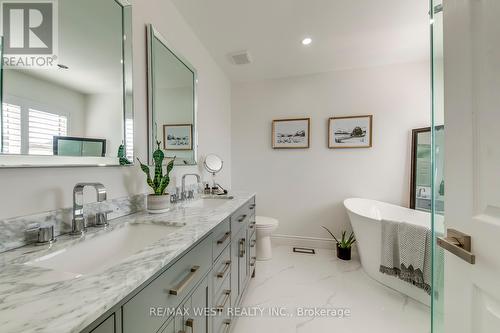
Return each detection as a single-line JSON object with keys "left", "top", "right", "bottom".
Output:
{"left": 233, "top": 245, "right": 430, "bottom": 333}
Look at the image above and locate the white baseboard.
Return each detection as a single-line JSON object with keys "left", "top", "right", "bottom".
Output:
{"left": 271, "top": 234, "right": 359, "bottom": 256}
{"left": 271, "top": 234, "right": 336, "bottom": 249}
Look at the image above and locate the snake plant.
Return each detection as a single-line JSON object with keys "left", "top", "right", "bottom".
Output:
{"left": 117, "top": 143, "right": 132, "bottom": 166}
{"left": 137, "top": 141, "right": 175, "bottom": 195}
{"left": 322, "top": 226, "right": 356, "bottom": 249}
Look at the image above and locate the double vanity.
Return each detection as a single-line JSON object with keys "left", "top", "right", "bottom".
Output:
{"left": 0, "top": 193, "right": 257, "bottom": 333}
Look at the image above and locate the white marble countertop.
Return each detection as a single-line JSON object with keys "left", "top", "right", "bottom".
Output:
{"left": 0, "top": 192, "right": 255, "bottom": 333}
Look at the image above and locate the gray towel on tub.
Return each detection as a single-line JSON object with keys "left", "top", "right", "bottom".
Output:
{"left": 379, "top": 219, "right": 431, "bottom": 295}
{"left": 380, "top": 219, "right": 400, "bottom": 275}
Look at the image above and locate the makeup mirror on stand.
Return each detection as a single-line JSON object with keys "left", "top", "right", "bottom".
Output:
{"left": 203, "top": 154, "right": 226, "bottom": 195}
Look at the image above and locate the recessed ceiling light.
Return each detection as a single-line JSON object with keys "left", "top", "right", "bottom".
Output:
{"left": 302, "top": 37, "right": 312, "bottom": 46}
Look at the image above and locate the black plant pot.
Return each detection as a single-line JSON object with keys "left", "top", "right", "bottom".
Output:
{"left": 336, "top": 245, "right": 352, "bottom": 261}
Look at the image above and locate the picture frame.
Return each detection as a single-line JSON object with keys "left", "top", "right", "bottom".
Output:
{"left": 328, "top": 115, "right": 373, "bottom": 149}
{"left": 272, "top": 118, "right": 311, "bottom": 149}
{"left": 163, "top": 124, "right": 193, "bottom": 151}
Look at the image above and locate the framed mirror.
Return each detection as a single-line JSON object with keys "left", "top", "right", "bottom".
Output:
{"left": 147, "top": 24, "right": 197, "bottom": 166}
{"left": 410, "top": 126, "right": 444, "bottom": 213}
{"left": 0, "top": 0, "right": 133, "bottom": 167}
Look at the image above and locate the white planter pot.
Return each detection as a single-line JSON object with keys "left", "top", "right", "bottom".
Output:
{"left": 147, "top": 194, "right": 171, "bottom": 214}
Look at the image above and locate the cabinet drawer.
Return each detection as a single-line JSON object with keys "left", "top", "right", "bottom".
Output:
{"left": 213, "top": 274, "right": 231, "bottom": 309}
{"left": 213, "top": 317, "right": 231, "bottom": 333}
{"left": 249, "top": 231, "right": 257, "bottom": 273}
{"left": 212, "top": 218, "right": 231, "bottom": 262}
{"left": 122, "top": 237, "right": 212, "bottom": 333}
{"left": 212, "top": 276, "right": 231, "bottom": 333}
{"left": 213, "top": 245, "right": 231, "bottom": 294}
{"left": 231, "top": 197, "right": 255, "bottom": 234}
{"left": 247, "top": 215, "right": 256, "bottom": 237}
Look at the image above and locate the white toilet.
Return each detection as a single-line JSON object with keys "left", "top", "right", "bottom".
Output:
{"left": 255, "top": 216, "right": 279, "bottom": 261}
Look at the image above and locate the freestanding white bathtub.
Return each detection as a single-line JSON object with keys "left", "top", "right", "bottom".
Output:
{"left": 344, "top": 198, "right": 431, "bottom": 306}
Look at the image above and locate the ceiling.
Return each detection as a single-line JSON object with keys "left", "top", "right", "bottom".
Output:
{"left": 172, "top": 0, "right": 430, "bottom": 83}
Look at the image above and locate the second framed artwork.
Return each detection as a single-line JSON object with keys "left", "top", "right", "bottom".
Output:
{"left": 163, "top": 124, "right": 193, "bottom": 150}
{"left": 272, "top": 118, "right": 311, "bottom": 149}
{"left": 328, "top": 115, "right": 373, "bottom": 149}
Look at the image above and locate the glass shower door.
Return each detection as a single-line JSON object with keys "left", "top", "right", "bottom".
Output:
{"left": 430, "top": 0, "right": 445, "bottom": 332}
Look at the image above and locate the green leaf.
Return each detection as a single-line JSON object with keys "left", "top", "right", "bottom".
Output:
{"left": 137, "top": 158, "right": 155, "bottom": 191}
{"left": 321, "top": 226, "right": 340, "bottom": 244}
{"left": 152, "top": 141, "right": 165, "bottom": 189}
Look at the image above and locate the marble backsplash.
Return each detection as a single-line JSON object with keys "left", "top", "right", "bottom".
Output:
{"left": 0, "top": 194, "right": 146, "bottom": 253}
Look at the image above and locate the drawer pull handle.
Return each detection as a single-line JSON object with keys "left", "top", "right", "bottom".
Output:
{"left": 249, "top": 222, "right": 256, "bottom": 230}
{"left": 238, "top": 214, "right": 247, "bottom": 222}
{"left": 185, "top": 318, "right": 194, "bottom": 333}
{"left": 217, "top": 290, "right": 231, "bottom": 312}
{"left": 249, "top": 204, "right": 256, "bottom": 210}
{"left": 217, "top": 232, "right": 231, "bottom": 245}
{"left": 169, "top": 266, "right": 200, "bottom": 296}
{"left": 217, "top": 260, "right": 231, "bottom": 279}
{"left": 222, "top": 320, "right": 231, "bottom": 333}
{"left": 250, "top": 240, "right": 256, "bottom": 248}
{"left": 250, "top": 257, "right": 257, "bottom": 267}
{"left": 239, "top": 239, "right": 246, "bottom": 257}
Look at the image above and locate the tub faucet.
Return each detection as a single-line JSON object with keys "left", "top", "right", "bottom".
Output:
{"left": 70, "top": 183, "right": 107, "bottom": 236}
{"left": 181, "top": 174, "right": 201, "bottom": 201}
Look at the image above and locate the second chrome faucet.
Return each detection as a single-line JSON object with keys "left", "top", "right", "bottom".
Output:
{"left": 70, "top": 183, "right": 108, "bottom": 236}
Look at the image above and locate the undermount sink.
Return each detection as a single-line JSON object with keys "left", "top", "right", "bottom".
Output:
{"left": 184, "top": 196, "right": 234, "bottom": 209}
{"left": 24, "top": 223, "right": 183, "bottom": 278}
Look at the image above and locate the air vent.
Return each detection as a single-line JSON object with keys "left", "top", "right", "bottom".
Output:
{"left": 228, "top": 50, "right": 252, "bottom": 65}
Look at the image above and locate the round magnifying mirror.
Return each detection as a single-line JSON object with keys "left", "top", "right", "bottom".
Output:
{"left": 204, "top": 154, "right": 223, "bottom": 174}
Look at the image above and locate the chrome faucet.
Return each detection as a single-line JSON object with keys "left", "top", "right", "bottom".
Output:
{"left": 181, "top": 174, "right": 201, "bottom": 201}
{"left": 70, "top": 183, "right": 107, "bottom": 236}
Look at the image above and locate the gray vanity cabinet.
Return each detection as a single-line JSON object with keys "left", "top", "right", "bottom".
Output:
{"left": 90, "top": 314, "right": 115, "bottom": 333}
{"left": 230, "top": 198, "right": 256, "bottom": 309}
{"left": 190, "top": 276, "right": 210, "bottom": 333}
{"left": 82, "top": 196, "right": 256, "bottom": 333}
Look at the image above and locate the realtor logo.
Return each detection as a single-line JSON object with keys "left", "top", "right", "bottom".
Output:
{"left": 0, "top": 0, "right": 58, "bottom": 68}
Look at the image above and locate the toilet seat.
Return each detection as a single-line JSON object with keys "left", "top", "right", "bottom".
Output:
{"left": 256, "top": 216, "right": 279, "bottom": 229}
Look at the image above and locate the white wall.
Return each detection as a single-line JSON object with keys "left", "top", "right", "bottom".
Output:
{"left": 85, "top": 92, "right": 124, "bottom": 156}
{"left": 0, "top": 0, "right": 231, "bottom": 220}
{"left": 231, "top": 61, "right": 430, "bottom": 239}
{"left": 3, "top": 70, "right": 86, "bottom": 137}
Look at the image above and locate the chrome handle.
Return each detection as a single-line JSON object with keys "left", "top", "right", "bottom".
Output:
{"left": 437, "top": 229, "right": 475, "bottom": 264}
{"left": 95, "top": 210, "right": 112, "bottom": 228}
{"left": 26, "top": 224, "right": 56, "bottom": 244}
{"left": 249, "top": 204, "right": 256, "bottom": 210}
{"left": 237, "top": 214, "right": 247, "bottom": 222}
{"left": 249, "top": 222, "right": 256, "bottom": 230}
{"left": 217, "top": 260, "right": 231, "bottom": 279}
{"left": 217, "top": 232, "right": 231, "bottom": 245}
{"left": 170, "top": 194, "right": 179, "bottom": 204}
{"left": 222, "top": 320, "right": 231, "bottom": 333}
{"left": 168, "top": 266, "right": 200, "bottom": 295}
{"left": 70, "top": 216, "right": 87, "bottom": 236}
{"left": 250, "top": 240, "right": 256, "bottom": 248}
{"left": 239, "top": 239, "right": 246, "bottom": 258}
{"left": 216, "top": 290, "right": 231, "bottom": 312}
{"left": 185, "top": 318, "right": 194, "bottom": 332}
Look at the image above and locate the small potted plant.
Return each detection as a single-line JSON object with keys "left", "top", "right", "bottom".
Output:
{"left": 137, "top": 141, "right": 175, "bottom": 213}
{"left": 322, "top": 226, "right": 356, "bottom": 261}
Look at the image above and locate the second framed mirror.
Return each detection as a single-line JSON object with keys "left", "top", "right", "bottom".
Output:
{"left": 147, "top": 24, "right": 197, "bottom": 166}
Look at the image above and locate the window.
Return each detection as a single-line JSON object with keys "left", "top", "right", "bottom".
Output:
{"left": 28, "top": 109, "right": 67, "bottom": 155}
{"left": 125, "top": 118, "right": 134, "bottom": 160}
{"left": 1, "top": 103, "right": 22, "bottom": 154}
